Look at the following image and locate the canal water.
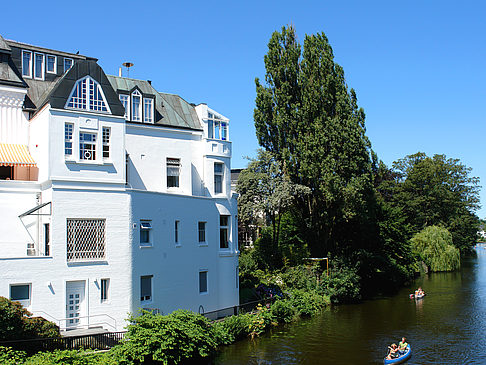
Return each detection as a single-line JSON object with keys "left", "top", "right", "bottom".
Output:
{"left": 215, "top": 245, "right": 486, "bottom": 364}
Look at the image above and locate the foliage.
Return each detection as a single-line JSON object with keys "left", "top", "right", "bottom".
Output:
{"left": 279, "top": 265, "right": 319, "bottom": 291}
{"left": 254, "top": 25, "right": 375, "bottom": 257}
{"left": 321, "top": 259, "right": 361, "bottom": 304}
{"left": 411, "top": 226, "right": 460, "bottom": 272}
{"left": 386, "top": 153, "right": 480, "bottom": 252}
{"left": 288, "top": 289, "right": 328, "bottom": 316}
{"left": 0, "top": 297, "right": 60, "bottom": 341}
{"left": 114, "top": 309, "right": 218, "bottom": 364}
{"left": 270, "top": 299, "right": 296, "bottom": 323}
{"left": 0, "top": 346, "right": 26, "bottom": 365}
{"left": 248, "top": 304, "right": 274, "bottom": 338}
{"left": 22, "top": 349, "right": 111, "bottom": 365}
{"left": 213, "top": 313, "right": 253, "bottom": 345}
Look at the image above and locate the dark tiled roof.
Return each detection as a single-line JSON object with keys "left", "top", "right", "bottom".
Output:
{"left": 0, "top": 35, "right": 11, "bottom": 53}
{"left": 107, "top": 75, "right": 202, "bottom": 130}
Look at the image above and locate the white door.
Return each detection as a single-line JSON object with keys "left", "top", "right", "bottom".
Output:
{"left": 66, "top": 281, "right": 85, "bottom": 329}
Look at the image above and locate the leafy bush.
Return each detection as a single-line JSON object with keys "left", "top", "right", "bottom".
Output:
{"left": 248, "top": 304, "right": 273, "bottom": 338}
{"left": 114, "top": 309, "right": 218, "bottom": 364}
{"left": 214, "top": 313, "right": 252, "bottom": 344}
{"left": 0, "top": 346, "right": 26, "bottom": 365}
{"left": 288, "top": 289, "right": 328, "bottom": 317}
{"left": 0, "top": 297, "right": 60, "bottom": 341}
{"left": 270, "top": 299, "right": 296, "bottom": 323}
{"left": 411, "top": 225, "right": 460, "bottom": 272}
{"left": 22, "top": 349, "right": 110, "bottom": 365}
{"left": 321, "top": 260, "right": 361, "bottom": 304}
{"left": 279, "top": 265, "right": 319, "bottom": 291}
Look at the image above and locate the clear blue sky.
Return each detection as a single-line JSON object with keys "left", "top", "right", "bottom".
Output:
{"left": 3, "top": 1, "right": 485, "bottom": 216}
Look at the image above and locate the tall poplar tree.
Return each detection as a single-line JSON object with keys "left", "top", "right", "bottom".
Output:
{"left": 254, "top": 26, "right": 375, "bottom": 256}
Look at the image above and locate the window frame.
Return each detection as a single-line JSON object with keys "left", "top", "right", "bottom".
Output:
{"left": 198, "top": 221, "right": 206, "bottom": 244}
{"left": 65, "top": 76, "right": 110, "bottom": 113}
{"left": 131, "top": 90, "right": 142, "bottom": 122}
{"left": 175, "top": 220, "right": 180, "bottom": 245}
{"left": 10, "top": 283, "right": 31, "bottom": 307}
{"left": 79, "top": 131, "right": 97, "bottom": 161}
{"left": 119, "top": 94, "right": 129, "bottom": 119}
{"left": 22, "top": 50, "right": 32, "bottom": 78}
{"left": 220, "top": 215, "right": 230, "bottom": 249}
{"left": 102, "top": 127, "right": 110, "bottom": 160}
{"left": 64, "top": 58, "right": 74, "bottom": 73}
{"left": 140, "top": 275, "right": 153, "bottom": 303}
{"left": 34, "top": 53, "right": 45, "bottom": 80}
{"left": 166, "top": 158, "right": 181, "bottom": 189}
{"left": 199, "top": 271, "right": 208, "bottom": 294}
{"left": 65, "top": 123, "right": 74, "bottom": 157}
{"left": 143, "top": 97, "right": 154, "bottom": 123}
{"left": 140, "top": 220, "right": 152, "bottom": 247}
{"left": 100, "top": 278, "right": 109, "bottom": 302}
{"left": 46, "top": 55, "right": 57, "bottom": 74}
{"left": 214, "top": 162, "right": 224, "bottom": 194}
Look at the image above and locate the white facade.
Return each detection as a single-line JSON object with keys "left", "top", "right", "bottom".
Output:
{"left": 0, "top": 38, "right": 238, "bottom": 332}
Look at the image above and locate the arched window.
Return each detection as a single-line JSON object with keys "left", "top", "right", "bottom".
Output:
{"left": 66, "top": 76, "right": 110, "bottom": 113}
{"left": 131, "top": 90, "right": 142, "bottom": 122}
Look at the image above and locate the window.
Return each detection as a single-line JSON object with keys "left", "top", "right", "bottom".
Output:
{"left": 101, "top": 279, "right": 109, "bottom": 302}
{"left": 131, "top": 90, "right": 142, "bottom": 122}
{"left": 22, "top": 50, "right": 32, "bottom": 78}
{"left": 64, "top": 58, "right": 73, "bottom": 73}
{"left": 175, "top": 220, "right": 180, "bottom": 244}
{"left": 47, "top": 55, "right": 56, "bottom": 74}
{"left": 79, "top": 132, "right": 96, "bottom": 161}
{"left": 10, "top": 284, "right": 31, "bottom": 306}
{"left": 65, "top": 123, "right": 73, "bottom": 156}
{"left": 236, "top": 266, "right": 239, "bottom": 288}
{"left": 214, "top": 162, "right": 223, "bottom": 194}
{"left": 119, "top": 94, "right": 129, "bottom": 119}
{"left": 220, "top": 215, "right": 229, "bottom": 249}
{"left": 206, "top": 112, "right": 229, "bottom": 140}
{"left": 34, "top": 53, "right": 45, "bottom": 80}
{"left": 141, "top": 275, "right": 152, "bottom": 302}
{"left": 144, "top": 98, "right": 154, "bottom": 123}
{"left": 198, "top": 222, "right": 206, "bottom": 243}
{"left": 102, "top": 127, "right": 110, "bottom": 159}
{"left": 44, "top": 223, "right": 50, "bottom": 256}
{"left": 199, "top": 271, "right": 208, "bottom": 293}
{"left": 66, "top": 76, "right": 109, "bottom": 112}
{"left": 140, "top": 220, "right": 152, "bottom": 246}
{"left": 167, "top": 158, "right": 180, "bottom": 188}
{"left": 66, "top": 219, "right": 106, "bottom": 262}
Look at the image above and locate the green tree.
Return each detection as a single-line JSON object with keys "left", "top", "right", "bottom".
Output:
{"left": 391, "top": 152, "right": 480, "bottom": 252}
{"left": 254, "top": 25, "right": 375, "bottom": 256}
{"left": 237, "top": 149, "right": 310, "bottom": 256}
{"left": 411, "top": 226, "right": 460, "bottom": 272}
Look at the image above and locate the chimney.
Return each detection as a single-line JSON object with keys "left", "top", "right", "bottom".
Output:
{"left": 118, "top": 67, "right": 122, "bottom": 77}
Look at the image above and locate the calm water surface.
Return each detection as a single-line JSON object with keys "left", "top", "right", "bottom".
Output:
{"left": 215, "top": 245, "right": 486, "bottom": 364}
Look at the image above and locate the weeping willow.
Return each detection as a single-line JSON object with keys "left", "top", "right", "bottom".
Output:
{"left": 411, "top": 226, "right": 461, "bottom": 272}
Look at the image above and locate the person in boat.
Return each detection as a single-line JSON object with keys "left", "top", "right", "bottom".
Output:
{"left": 398, "top": 337, "right": 408, "bottom": 354}
{"left": 386, "top": 343, "right": 399, "bottom": 360}
{"left": 418, "top": 287, "right": 425, "bottom": 296}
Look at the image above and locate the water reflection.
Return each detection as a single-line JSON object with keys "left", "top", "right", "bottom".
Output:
{"left": 216, "top": 245, "right": 486, "bottom": 364}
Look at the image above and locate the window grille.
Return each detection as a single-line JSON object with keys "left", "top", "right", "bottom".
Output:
{"left": 67, "top": 219, "right": 106, "bottom": 262}
{"left": 102, "top": 127, "right": 110, "bottom": 159}
{"left": 65, "top": 123, "right": 73, "bottom": 156}
{"left": 79, "top": 132, "right": 96, "bottom": 161}
{"left": 66, "top": 77, "right": 109, "bottom": 112}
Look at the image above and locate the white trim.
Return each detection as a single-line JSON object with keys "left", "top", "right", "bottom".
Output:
{"left": 21, "top": 50, "right": 32, "bottom": 78}
{"left": 46, "top": 54, "right": 57, "bottom": 74}
{"left": 34, "top": 52, "right": 45, "bottom": 80}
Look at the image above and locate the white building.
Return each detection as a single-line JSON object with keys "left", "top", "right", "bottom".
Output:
{"left": 0, "top": 35, "right": 239, "bottom": 332}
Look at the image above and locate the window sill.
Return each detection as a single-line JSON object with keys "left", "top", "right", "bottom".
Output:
{"left": 140, "top": 244, "right": 153, "bottom": 248}
{"left": 219, "top": 250, "right": 235, "bottom": 257}
{"left": 198, "top": 243, "right": 208, "bottom": 247}
{"left": 199, "top": 291, "right": 209, "bottom": 296}
{"left": 65, "top": 159, "right": 113, "bottom": 166}
{"left": 175, "top": 243, "right": 181, "bottom": 248}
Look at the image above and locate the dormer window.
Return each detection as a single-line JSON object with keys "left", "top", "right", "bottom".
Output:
{"left": 47, "top": 55, "right": 57, "bottom": 74}
{"left": 131, "top": 90, "right": 142, "bottom": 122}
{"left": 66, "top": 76, "right": 110, "bottom": 113}
{"left": 22, "top": 50, "right": 32, "bottom": 78}
{"left": 207, "top": 112, "right": 229, "bottom": 141}
{"left": 64, "top": 58, "right": 74, "bottom": 73}
{"left": 119, "top": 94, "right": 129, "bottom": 118}
{"left": 34, "top": 53, "right": 45, "bottom": 80}
{"left": 144, "top": 98, "right": 154, "bottom": 123}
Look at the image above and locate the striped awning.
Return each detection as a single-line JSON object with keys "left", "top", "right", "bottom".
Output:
{"left": 0, "top": 143, "right": 36, "bottom": 167}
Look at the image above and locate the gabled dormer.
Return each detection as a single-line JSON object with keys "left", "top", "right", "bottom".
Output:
{"left": 65, "top": 75, "right": 111, "bottom": 114}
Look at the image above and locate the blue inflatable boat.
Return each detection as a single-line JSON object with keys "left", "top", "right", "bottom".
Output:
{"left": 384, "top": 344, "right": 411, "bottom": 364}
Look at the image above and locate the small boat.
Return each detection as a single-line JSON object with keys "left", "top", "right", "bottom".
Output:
{"left": 384, "top": 344, "right": 411, "bottom": 364}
